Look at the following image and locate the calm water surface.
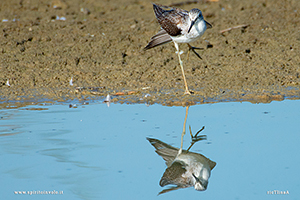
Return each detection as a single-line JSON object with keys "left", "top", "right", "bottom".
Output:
{"left": 0, "top": 100, "right": 299, "bottom": 200}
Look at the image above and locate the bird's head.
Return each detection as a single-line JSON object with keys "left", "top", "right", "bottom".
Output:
{"left": 188, "top": 9, "right": 203, "bottom": 33}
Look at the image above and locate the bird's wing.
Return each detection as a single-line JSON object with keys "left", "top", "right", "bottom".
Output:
{"left": 150, "top": 28, "right": 169, "bottom": 39}
{"left": 158, "top": 185, "right": 182, "bottom": 195}
{"left": 147, "top": 137, "right": 179, "bottom": 166}
{"left": 159, "top": 161, "right": 187, "bottom": 187}
{"left": 153, "top": 3, "right": 189, "bottom": 36}
{"left": 144, "top": 29, "right": 172, "bottom": 50}
{"left": 208, "top": 159, "right": 216, "bottom": 170}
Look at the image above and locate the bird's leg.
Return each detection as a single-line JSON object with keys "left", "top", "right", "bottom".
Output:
{"left": 187, "top": 43, "right": 203, "bottom": 60}
{"left": 186, "top": 126, "right": 206, "bottom": 152}
{"left": 174, "top": 42, "right": 191, "bottom": 95}
{"left": 179, "top": 106, "right": 189, "bottom": 155}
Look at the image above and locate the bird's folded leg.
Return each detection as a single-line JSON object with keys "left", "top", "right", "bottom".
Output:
{"left": 187, "top": 43, "right": 204, "bottom": 60}
{"left": 186, "top": 126, "right": 206, "bottom": 152}
{"left": 191, "top": 126, "right": 206, "bottom": 142}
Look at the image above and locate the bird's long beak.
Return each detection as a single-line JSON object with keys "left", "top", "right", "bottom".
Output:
{"left": 192, "top": 173, "right": 200, "bottom": 182}
{"left": 192, "top": 173, "right": 208, "bottom": 189}
{"left": 205, "top": 20, "right": 212, "bottom": 29}
{"left": 187, "top": 20, "right": 195, "bottom": 33}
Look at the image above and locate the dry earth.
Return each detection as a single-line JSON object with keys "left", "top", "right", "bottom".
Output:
{"left": 0, "top": 0, "right": 300, "bottom": 106}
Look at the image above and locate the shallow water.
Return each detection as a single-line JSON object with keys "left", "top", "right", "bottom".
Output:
{"left": 0, "top": 100, "right": 299, "bottom": 200}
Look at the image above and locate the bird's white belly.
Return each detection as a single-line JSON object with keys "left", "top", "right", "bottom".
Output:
{"left": 171, "top": 35, "right": 198, "bottom": 43}
{"left": 171, "top": 20, "right": 207, "bottom": 44}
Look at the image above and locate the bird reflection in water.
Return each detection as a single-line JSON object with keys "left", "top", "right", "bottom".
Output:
{"left": 147, "top": 106, "right": 216, "bottom": 195}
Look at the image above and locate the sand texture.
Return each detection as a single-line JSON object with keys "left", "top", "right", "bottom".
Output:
{"left": 1, "top": 0, "right": 300, "bottom": 105}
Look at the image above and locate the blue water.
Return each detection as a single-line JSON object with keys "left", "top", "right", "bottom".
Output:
{"left": 0, "top": 100, "right": 299, "bottom": 200}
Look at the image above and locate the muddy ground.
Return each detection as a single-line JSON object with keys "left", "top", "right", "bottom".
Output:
{"left": 0, "top": 0, "right": 299, "bottom": 106}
